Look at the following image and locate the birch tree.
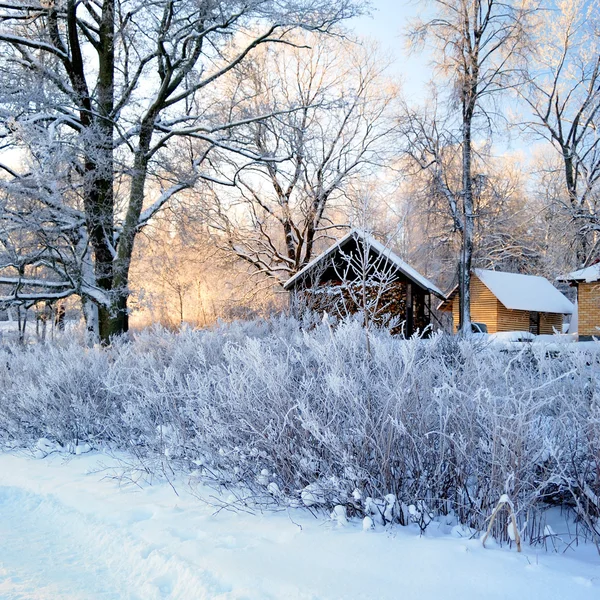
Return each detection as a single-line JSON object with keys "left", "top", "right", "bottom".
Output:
{"left": 408, "top": 0, "right": 535, "bottom": 333}
{"left": 0, "top": 0, "right": 358, "bottom": 342}
{"left": 520, "top": 0, "right": 600, "bottom": 265}
{"left": 397, "top": 129, "right": 542, "bottom": 291}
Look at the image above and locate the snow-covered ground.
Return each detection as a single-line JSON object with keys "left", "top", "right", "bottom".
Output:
{"left": 0, "top": 320, "right": 80, "bottom": 346}
{"left": 0, "top": 452, "right": 598, "bottom": 600}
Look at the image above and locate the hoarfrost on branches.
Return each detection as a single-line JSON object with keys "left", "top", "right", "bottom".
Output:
{"left": 0, "top": 316, "right": 599, "bottom": 548}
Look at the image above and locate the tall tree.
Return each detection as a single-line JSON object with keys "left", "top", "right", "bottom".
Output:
{"left": 520, "top": 0, "right": 600, "bottom": 265}
{"left": 0, "top": 0, "right": 358, "bottom": 342}
{"left": 408, "top": 0, "right": 534, "bottom": 333}
{"left": 198, "top": 33, "right": 398, "bottom": 283}
{"left": 399, "top": 105, "right": 543, "bottom": 296}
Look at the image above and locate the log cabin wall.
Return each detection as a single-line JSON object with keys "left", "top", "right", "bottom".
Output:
{"left": 300, "top": 281, "right": 408, "bottom": 326}
{"left": 495, "top": 306, "right": 529, "bottom": 332}
{"left": 296, "top": 279, "right": 432, "bottom": 336}
{"left": 495, "top": 307, "right": 563, "bottom": 333}
{"left": 451, "top": 275, "right": 499, "bottom": 333}
{"left": 452, "top": 298, "right": 458, "bottom": 332}
{"left": 450, "top": 275, "right": 563, "bottom": 334}
{"left": 539, "top": 312, "right": 563, "bottom": 334}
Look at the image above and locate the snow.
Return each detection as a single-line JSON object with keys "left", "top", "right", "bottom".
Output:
{"left": 489, "top": 331, "right": 536, "bottom": 342}
{"left": 330, "top": 505, "right": 348, "bottom": 527}
{"left": 561, "top": 263, "right": 600, "bottom": 283}
{"left": 283, "top": 229, "right": 446, "bottom": 298}
{"left": 535, "top": 333, "right": 577, "bottom": 343}
{"left": 1, "top": 452, "right": 599, "bottom": 600}
{"left": 474, "top": 269, "right": 574, "bottom": 314}
{"left": 478, "top": 331, "right": 590, "bottom": 349}
{"left": 300, "top": 481, "right": 326, "bottom": 507}
{"left": 569, "top": 299, "right": 579, "bottom": 333}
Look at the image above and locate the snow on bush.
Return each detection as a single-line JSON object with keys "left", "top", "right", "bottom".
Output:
{"left": 1, "top": 317, "right": 599, "bottom": 548}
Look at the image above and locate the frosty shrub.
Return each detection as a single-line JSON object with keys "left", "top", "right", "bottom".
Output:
{"left": 1, "top": 317, "right": 599, "bottom": 548}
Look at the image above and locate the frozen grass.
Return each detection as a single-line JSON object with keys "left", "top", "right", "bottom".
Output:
{"left": 1, "top": 316, "right": 599, "bottom": 549}
{"left": 0, "top": 318, "right": 84, "bottom": 346}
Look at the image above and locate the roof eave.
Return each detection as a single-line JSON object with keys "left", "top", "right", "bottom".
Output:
{"left": 283, "top": 228, "right": 446, "bottom": 298}
{"left": 498, "top": 300, "right": 573, "bottom": 315}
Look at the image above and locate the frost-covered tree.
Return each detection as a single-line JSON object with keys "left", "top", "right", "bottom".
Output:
{"left": 520, "top": 0, "right": 600, "bottom": 265}
{"left": 0, "top": 0, "right": 359, "bottom": 342}
{"left": 198, "top": 33, "right": 398, "bottom": 283}
{"left": 407, "top": 0, "right": 536, "bottom": 333}
{"left": 396, "top": 137, "right": 544, "bottom": 290}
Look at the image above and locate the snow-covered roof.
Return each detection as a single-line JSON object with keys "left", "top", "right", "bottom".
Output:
{"left": 474, "top": 269, "right": 574, "bottom": 314}
{"left": 283, "top": 229, "right": 445, "bottom": 298}
{"left": 559, "top": 263, "right": 600, "bottom": 283}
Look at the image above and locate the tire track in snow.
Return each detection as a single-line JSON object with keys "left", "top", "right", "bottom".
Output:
{"left": 0, "top": 486, "right": 232, "bottom": 600}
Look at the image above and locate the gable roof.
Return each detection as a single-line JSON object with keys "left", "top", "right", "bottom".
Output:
{"left": 474, "top": 269, "right": 574, "bottom": 314}
{"left": 283, "top": 229, "right": 445, "bottom": 298}
{"left": 558, "top": 264, "right": 600, "bottom": 284}
{"left": 438, "top": 269, "right": 574, "bottom": 314}
{"left": 440, "top": 269, "right": 574, "bottom": 314}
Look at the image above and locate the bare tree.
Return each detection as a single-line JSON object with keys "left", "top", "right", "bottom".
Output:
{"left": 407, "top": 0, "right": 535, "bottom": 333}
{"left": 396, "top": 134, "right": 543, "bottom": 291}
{"left": 0, "top": 0, "right": 359, "bottom": 343}
{"left": 335, "top": 235, "right": 402, "bottom": 352}
{"left": 520, "top": 0, "right": 600, "bottom": 265}
{"left": 199, "top": 33, "right": 398, "bottom": 284}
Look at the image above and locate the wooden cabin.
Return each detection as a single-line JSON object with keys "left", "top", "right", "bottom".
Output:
{"left": 283, "top": 229, "right": 446, "bottom": 336}
{"left": 559, "top": 264, "right": 600, "bottom": 340}
{"left": 438, "top": 269, "right": 574, "bottom": 334}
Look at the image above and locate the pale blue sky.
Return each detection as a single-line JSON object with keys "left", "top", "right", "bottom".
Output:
{"left": 349, "top": 1, "right": 530, "bottom": 157}
{"left": 348, "top": 0, "right": 433, "bottom": 101}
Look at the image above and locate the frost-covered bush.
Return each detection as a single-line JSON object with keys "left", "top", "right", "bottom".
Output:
{"left": 1, "top": 317, "right": 599, "bottom": 547}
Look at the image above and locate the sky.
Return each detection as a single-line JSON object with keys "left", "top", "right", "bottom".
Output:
{"left": 348, "top": 0, "right": 434, "bottom": 101}
{"left": 349, "top": 1, "right": 533, "bottom": 158}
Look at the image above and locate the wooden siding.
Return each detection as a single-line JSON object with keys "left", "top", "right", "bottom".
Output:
{"left": 451, "top": 275, "right": 499, "bottom": 333}
{"left": 540, "top": 312, "right": 563, "bottom": 334}
{"left": 451, "top": 275, "right": 564, "bottom": 334}
{"left": 496, "top": 305, "right": 529, "bottom": 332}
{"left": 578, "top": 282, "right": 600, "bottom": 337}
{"left": 452, "top": 296, "right": 459, "bottom": 332}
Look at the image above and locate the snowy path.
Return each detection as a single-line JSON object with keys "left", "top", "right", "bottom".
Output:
{"left": 0, "top": 480, "right": 226, "bottom": 599}
{"left": 0, "top": 486, "right": 180, "bottom": 599}
{"left": 0, "top": 453, "right": 599, "bottom": 600}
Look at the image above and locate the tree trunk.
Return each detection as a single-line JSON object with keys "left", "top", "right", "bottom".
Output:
{"left": 96, "top": 0, "right": 117, "bottom": 343}
{"left": 178, "top": 289, "right": 185, "bottom": 326}
{"left": 302, "top": 194, "right": 326, "bottom": 269}
{"left": 563, "top": 149, "right": 590, "bottom": 265}
{"left": 107, "top": 117, "right": 156, "bottom": 340}
{"left": 459, "top": 101, "right": 474, "bottom": 334}
{"left": 82, "top": 298, "right": 99, "bottom": 345}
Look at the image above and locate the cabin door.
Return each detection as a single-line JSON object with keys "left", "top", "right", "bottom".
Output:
{"left": 529, "top": 311, "right": 540, "bottom": 335}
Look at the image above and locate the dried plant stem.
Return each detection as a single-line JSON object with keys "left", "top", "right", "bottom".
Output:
{"left": 482, "top": 496, "right": 522, "bottom": 552}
